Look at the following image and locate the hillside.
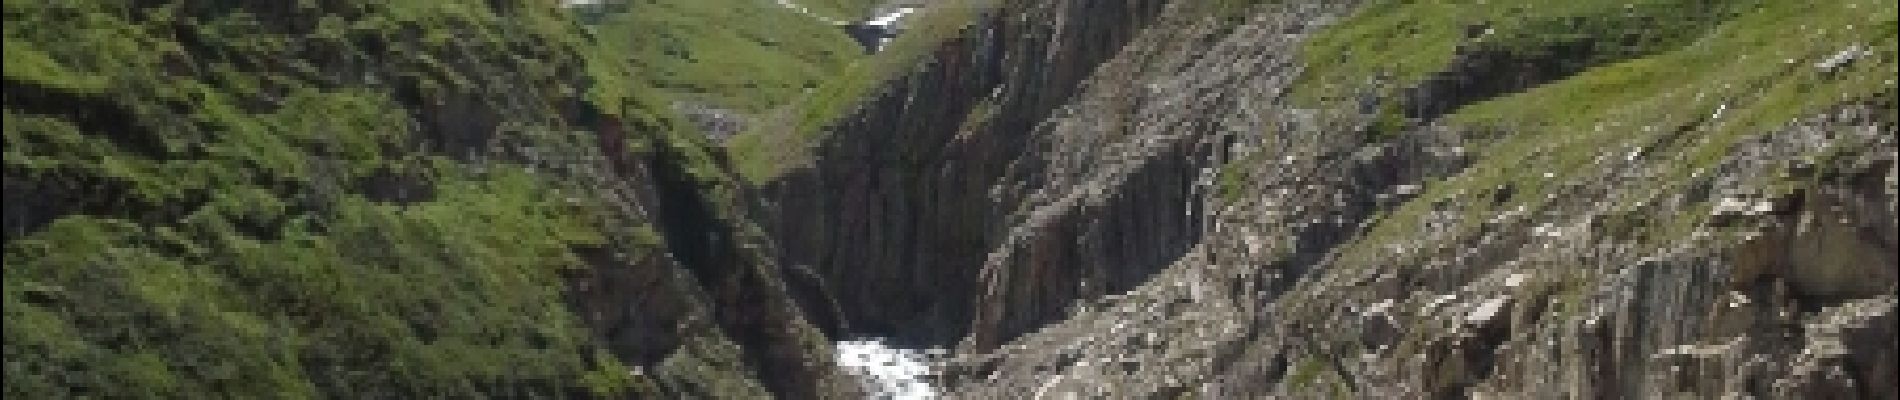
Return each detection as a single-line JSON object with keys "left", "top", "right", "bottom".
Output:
{"left": 4, "top": 0, "right": 851, "bottom": 398}
{"left": 754, "top": 0, "right": 1897, "bottom": 397}
{"left": 6, "top": 0, "right": 1895, "bottom": 399}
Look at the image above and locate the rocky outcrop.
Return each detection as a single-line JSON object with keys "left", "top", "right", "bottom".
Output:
{"left": 762, "top": 0, "right": 1898, "bottom": 398}
{"left": 762, "top": 0, "right": 1172, "bottom": 346}
{"left": 14, "top": 0, "right": 1888, "bottom": 398}
{"left": 563, "top": 129, "right": 851, "bottom": 399}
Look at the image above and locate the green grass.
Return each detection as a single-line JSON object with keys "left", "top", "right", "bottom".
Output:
{"left": 579, "top": 0, "right": 897, "bottom": 185}
{"left": 1293, "top": 0, "right": 1762, "bottom": 106}
{"left": 797, "top": 0, "right": 1000, "bottom": 132}
{"left": 727, "top": 0, "right": 1291, "bottom": 184}
{"left": 798, "top": 0, "right": 886, "bottom": 21}
{"left": 587, "top": 0, "right": 866, "bottom": 112}
{"left": 1, "top": 0, "right": 719, "bottom": 396}
{"left": 1290, "top": 0, "right": 1898, "bottom": 268}
{"left": 727, "top": 0, "right": 1001, "bottom": 183}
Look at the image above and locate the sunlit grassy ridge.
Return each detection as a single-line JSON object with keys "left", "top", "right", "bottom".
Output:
{"left": 801, "top": 0, "right": 888, "bottom": 21}
{"left": 1274, "top": 0, "right": 1898, "bottom": 266}
{"left": 589, "top": 0, "right": 871, "bottom": 112}
{"left": 1294, "top": 0, "right": 1764, "bottom": 105}
{"left": 1, "top": 0, "right": 729, "bottom": 397}
{"left": 727, "top": 0, "right": 1001, "bottom": 183}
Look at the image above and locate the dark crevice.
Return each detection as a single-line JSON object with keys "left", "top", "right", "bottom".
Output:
{"left": 772, "top": 0, "right": 1174, "bottom": 349}
{"left": 352, "top": 167, "right": 436, "bottom": 204}
{"left": 647, "top": 139, "right": 822, "bottom": 399}
{"left": 1401, "top": 41, "right": 1599, "bottom": 121}
{"left": 4, "top": 79, "right": 170, "bottom": 158}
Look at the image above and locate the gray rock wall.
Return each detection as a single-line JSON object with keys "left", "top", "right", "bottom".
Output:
{"left": 761, "top": 0, "right": 1898, "bottom": 398}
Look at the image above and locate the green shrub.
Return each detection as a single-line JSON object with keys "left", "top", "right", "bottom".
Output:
{"left": 2, "top": 0, "right": 679, "bottom": 396}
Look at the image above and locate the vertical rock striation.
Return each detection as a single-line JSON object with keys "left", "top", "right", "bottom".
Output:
{"left": 763, "top": 0, "right": 1171, "bottom": 346}
{"left": 763, "top": 0, "right": 1898, "bottom": 398}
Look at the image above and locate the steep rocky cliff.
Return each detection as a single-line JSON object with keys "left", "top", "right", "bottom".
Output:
{"left": 8, "top": 0, "right": 1894, "bottom": 398}
{"left": 763, "top": 0, "right": 1174, "bottom": 346}
{"left": 762, "top": 0, "right": 1898, "bottom": 398}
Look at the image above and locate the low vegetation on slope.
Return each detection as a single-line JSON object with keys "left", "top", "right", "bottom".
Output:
{"left": 586, "top": 0, "right": 871, "bottom": 112}
{"left": 929, "top": 0, "right": 1890, "bottom": 396}
{"left": 2, "top": 0, "right": 745, "bottom": 397}
{"left": 799, "top": 0, "right": 887, "bottom": 21}
{"left": 1280, "top": 0, "right": 1896, "bottom": 250}
{"left": 1215, "top": 0, "right": 1896, "bottom": 206}
{"left": 726, "top": 0, "right": 1002, "bottom": 183}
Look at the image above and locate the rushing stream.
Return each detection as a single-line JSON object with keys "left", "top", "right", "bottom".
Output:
{"left": 834, "top": 339, "right": 940, "bottom": 399}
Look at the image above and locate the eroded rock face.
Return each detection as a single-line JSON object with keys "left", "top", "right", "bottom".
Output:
{"left": 762, "top": 0, "right": 1172, "bottom": 346}
{"left": 759, "top": 0, "right": 1897, "bottom": 398}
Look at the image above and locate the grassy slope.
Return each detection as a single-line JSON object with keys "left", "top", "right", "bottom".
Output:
{"left": 590, "top": 0, "right": 869, "bottom": 112}
{"left": 0, "top": 0, "right": 731, "bottom": 397}
{"left": 579, "top": 0, "right": 900, "bottom": 184}
{"left": 801, "top": 0, "right": 886, "bottom": 21}
{"left": 726, "top": 0, "right": 1001, "bottom": 183}
{"left": 1277, "top": 0, "right": 1897, "bottom": 261}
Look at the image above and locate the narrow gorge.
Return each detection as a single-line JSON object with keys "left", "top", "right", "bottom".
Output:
{"left": 5, "top": 0, "right": 1895, "bottom": 399}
